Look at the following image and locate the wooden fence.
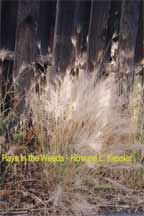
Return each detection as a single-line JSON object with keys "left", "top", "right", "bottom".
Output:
{"left": 0, "top": 0, "right": 143, "bottom": 116}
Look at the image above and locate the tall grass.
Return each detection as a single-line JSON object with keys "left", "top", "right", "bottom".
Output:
{"left": 1, "top": 57, "right": 144, "bottom": 215}
{"left": 27, "top": 66, "right": 137, "bottom": 157}
{"left": 15, "top": 65, "right": 142, "bottom": 214}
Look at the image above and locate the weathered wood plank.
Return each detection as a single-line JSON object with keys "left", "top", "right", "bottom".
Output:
{"left": 38, "top": 0, "right": 56, "bottom": 54}
{"left": 0, "top": 50, "right": 14, "bottom": 61}
{"left": 0, "top": 50, "right": 51, "bottom": 67}
{"left": 0, "top": 0, "right": 1, "bottom": 48}
{"left": 74, "top": 0, "right": 91, "bottom": 57}
{"left": 0, "top": 0, "right": 18, "bottom": 50}
{"left": 106, "top": 0, "right": 121, "bottom": 62}
{"left": 87, "top": 0, "right": 111, "bottom": 73}
{"left": 14, "top": 0, "right": 39, "bottom": 77}
{"left": 0, "top": 1, "right": 18, "bottom": 116}
{"left": 117, "top": 0, "right": 140, "bottom": 100}
{"left": 51, "top": 0, "right": 76, "bottom": 79}
{"left": 13, "top": 0, "right": 40, "bottom": 113}
{"left": 135, "top": 0, "right": 143, "bottom": 63}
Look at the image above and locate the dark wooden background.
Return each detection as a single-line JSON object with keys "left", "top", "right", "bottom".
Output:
{"left": 0, "top": 0, "right": 143, "bottom": 116}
